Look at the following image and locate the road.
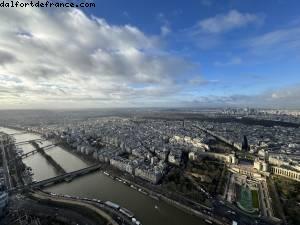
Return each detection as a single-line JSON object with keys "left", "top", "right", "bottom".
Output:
{"left": 1, "top": 131, "right": 280, "bottom": 225}
{"left": 1, "top": 133, "right": 135, "bottom": 225}
{"left": 212, "top": 199, "right": 276, "bottom": 225}
{"left": 10, "top": 196, "right": 101, "bottom": 225}
{"left": 31, "top": 191, "right": 121, "bottom": 225}
{"left": 268, "top": 178, "right": 287, "bottom": 225}
{"left": 1, "top": 142, "right": 13, "bottom": 189}
{"left": 31, "top": 191, "right": 136, "bottom": 225}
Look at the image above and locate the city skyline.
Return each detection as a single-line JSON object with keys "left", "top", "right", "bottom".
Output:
{"left": 0, "top": 0, "right": 300, "bottom": 109}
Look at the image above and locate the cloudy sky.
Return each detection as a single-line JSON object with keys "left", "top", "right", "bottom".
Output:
{"left": 0, "top": 0, "right": 300, "bottom": 109}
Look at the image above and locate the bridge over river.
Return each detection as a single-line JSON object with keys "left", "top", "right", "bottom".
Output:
{"left": 11, "top": 164, "right": 102, "bottom": 193}
{"left": 15, "top": 138, "right": 45, "bottom": 146}
{"left": 10, "top": 143, "right": 57, "bottom": 162}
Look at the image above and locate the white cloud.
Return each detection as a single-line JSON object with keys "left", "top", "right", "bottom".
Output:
{"left": 0, "top": 5, "right": 195, "bottom": 108}
{"left": 197, "top": 10, "right": 262, "bottom": 34}
{"left": 157, "top": 12, "right": 171, "bottom": 37}
{"left": 214, "top": 57, "right": 242, "bottom": 66}
{"left": 270, "top": 85, "right": 300, "bottom": 100}
{"left": 185, "top": 10, "right": 263, "bottom": 49}
{"left": 161, "top": 25, "right": 171, "bottom": 36}
{"left": 183, "top": 84, "right": 300, "bottom": 108}
{"left": 248, "top": 27, "right": 300, "bottom": 51}
{"left": 188, "top": 77, "right": 219, "bottom": 85}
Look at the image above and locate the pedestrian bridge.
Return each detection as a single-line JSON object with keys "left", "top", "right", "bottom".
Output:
{"left": 9, "top": 143, "right": 57, "bottom": 164}
{"left": 15, "top": 138, "right": 45, "bottom": 146}
{"left": 20, "top": 143, "right": 57, "bottom": 158}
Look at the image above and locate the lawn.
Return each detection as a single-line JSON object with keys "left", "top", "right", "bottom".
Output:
{"left": 273, "top": 177, "right": 300, "bottom": 225}
{"left": 236, "top": 185, "right": 258, "bottom": 214}
{"left": 251, "top": 190, "right": 259, "bottom": 209}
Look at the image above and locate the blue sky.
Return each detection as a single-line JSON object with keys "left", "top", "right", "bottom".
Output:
{"left": 82, "top": 0, "right": 300, "bottom": 94}
{"left": 0, "top": 0, "right": 299, "bottom": 108}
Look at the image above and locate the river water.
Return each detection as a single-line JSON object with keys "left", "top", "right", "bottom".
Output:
{"left": 0, "top": 127, "right": 205, "bottom": 225}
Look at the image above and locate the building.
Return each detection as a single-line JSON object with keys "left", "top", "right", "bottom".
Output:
{"left": 253, "top": 158, "right": 268, "bottom": 172}
{"left": 253, "top": 156, "right": 300, "bottom": 182}
{"left": 168, "top": 149, "right": 182, "bottom": 166}
{"left": 134, "top": 165, "right": 165, "bottom": 184}
{"left": 110, "top": 156, "right": 137, "bottom": 175}
{"left": 0, "top": 184, "right": 8, "bottom": 217}
{"left": 189, "top": 152, "right": 238, "bottom": 165}
{"left": 270, "top": 166, "right": 300, "bottom": 182}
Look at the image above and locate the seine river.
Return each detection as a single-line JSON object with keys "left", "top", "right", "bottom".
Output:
{"left": 0, "top": 127, "right": 205, "bottom": 225}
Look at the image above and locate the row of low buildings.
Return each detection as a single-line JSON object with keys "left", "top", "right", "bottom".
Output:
{"left": 253, "top": 150, "right": 300, "bottom": 182}
{"left": 25, "top": 118, "right": 217, "bottom": 184}
{"left": 221, "top": 108, "right": 300, "bottom": 124}
{"left": 196, "top": 120, "right": 300, "bottom": 155}
{"left": 189, "top": 151, "right": 238, "bottom": 165}
{"left": 24, "top": 116, "right": 300, "bottom": 183}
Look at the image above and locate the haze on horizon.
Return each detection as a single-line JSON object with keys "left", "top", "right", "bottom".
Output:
{"left": 0, "top": 0, "right": 300, "bottom": 109}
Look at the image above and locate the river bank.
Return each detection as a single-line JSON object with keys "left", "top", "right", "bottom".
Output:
{"left": 99, "top": 169, "right": 228, "bottom": 225}
{"left": 49, "top": 139, "right": 226, "bottom": 225}
{"left": 0, "top": 126, "right": 209, "bottom": 225}
{"left": 29, "top": 191, "right": 120, "bottom": 225}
